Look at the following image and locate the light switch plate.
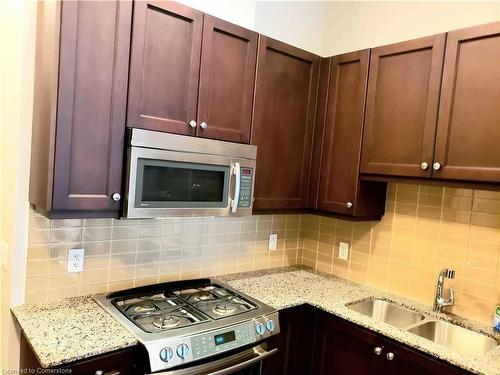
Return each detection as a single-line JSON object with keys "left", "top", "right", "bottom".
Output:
{"left": 338, "top": 242, "right": 349, "bottom": 260}
{"left": 268, "top": 234, "right": 278, "bottom": 251}
{"left": 67, "top": 248, "right": 85, "bottom": 272}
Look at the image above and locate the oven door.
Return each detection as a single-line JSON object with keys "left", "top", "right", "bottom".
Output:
{"left": 125, "top": 146, "right": 239, "bottom": 219}
{"left": 152, "top": 344, "right": 277, "bottom": 375}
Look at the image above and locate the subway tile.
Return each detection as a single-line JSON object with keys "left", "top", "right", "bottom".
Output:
{"left": 50, "top": 227, "right": 82, "bottom": 243}
{"left": 83, "top": 226, "right": 111, "bottom": 242}
{"left": 51, "top": 219, "right": 82, "bottom": 228}
{"left": 138, "top": 225, "right": 162, "bottom": 238}
{"left": 112, "top": 226, "right": 138, "bottom": 240}
{"left": 111, "top": 239, "right": 137, "bottom": 254}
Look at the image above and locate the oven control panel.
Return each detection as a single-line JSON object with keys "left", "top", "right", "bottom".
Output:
{"left": 145, "top": 312, "right": 280, "bottom": 372}
{"left": 238, "top": 167, "right": 253, "bottom": 208}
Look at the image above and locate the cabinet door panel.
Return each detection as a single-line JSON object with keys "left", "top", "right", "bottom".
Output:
{"left": 252, "top": 36, "right": 319, "bottom": 210}
{"left": 385, "top": 342, "right": 470, "bottom": 375}
{"left": 361, "top": 34, "right": 445, "bottom": 177}
{"left": 197, "top": 15, "right": 257, "bottom": 143}
{"left": 312, "top": 311, "right": 384, "bottom": 375}
{"left": 53, "top": 1, "right": 131, "bottom": 212}
{"left": 434, "top": 22, "right": 500, "bottom": 182}
{"left": 127, "top": 1, "right": 202, "bottom": 135}
{"left": 318, "top": 50, "right": 369, "bottom": 214}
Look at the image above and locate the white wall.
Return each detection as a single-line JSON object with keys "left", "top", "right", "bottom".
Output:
{"left": 255, "top": 1, "right": 327, "bottom": 55}
{"left": 0, "top": 0, "right": 37, "bottom": 370}
{"left": 324, "top": 1, "right": 500, "bottom": 56}
{"left": 176, "top": 0, "right": 257, "bottom": 29}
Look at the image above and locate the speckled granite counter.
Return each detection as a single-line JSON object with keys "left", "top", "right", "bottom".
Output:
{"left": 220, "top": 267, "right": 500, "bottom": 375}
{"left": 11, "top": 296, "right": 137, "bottom": 367}
{"left": 12, "top": 267, "right": 500, "bottom": 373}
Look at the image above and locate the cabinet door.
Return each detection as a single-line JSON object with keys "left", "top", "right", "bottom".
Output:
{"left": 312, "top": 311, "right": 385, "bottom": 375}
{"left": 252, "top": 36, "right": 319, "bottom": 210}
{"left": 360, "top": 34, "right": 445, "bottom": 177}
{"left": 318, "top": 50, "right": 371, "bottom": 215}
{"left": 262, "top": 305, "right": 317, "bottom": 375}
{"left": 197, "top": 15, "right": 257, "bottom": 143}
{"left": 52, "top": 1, "right": 131, "bottom": 214}
{"left": 127, "top": 1, "right": 202, "bottom": 135}
{"left": 434, "top": 22, "right": 500, "bottom": 182}
{"left": 384, "top": 342, "right": 470, "bottom": 375}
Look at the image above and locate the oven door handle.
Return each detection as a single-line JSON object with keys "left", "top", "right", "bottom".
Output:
{"left": 230, "top": 161, "right": 241, "bottom": 214}
{"left": 152, "top": 345, "right": 277, "bottom": 375}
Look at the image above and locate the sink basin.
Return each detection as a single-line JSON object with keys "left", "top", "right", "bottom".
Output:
{"left": 408, "top": 320, "right": 498, "bottom": 356}
{"left": 347, "top": 299, "right": 425, "bottom": 329}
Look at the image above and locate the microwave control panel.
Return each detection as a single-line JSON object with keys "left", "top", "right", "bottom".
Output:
{"left": 238, "top": 168, "right": 254, "bottom": 207}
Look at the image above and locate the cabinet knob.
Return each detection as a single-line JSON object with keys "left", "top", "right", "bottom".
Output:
{"left": 188, "top": 120, "right": 197, "bottom": 128}
{"left": 374, "top": 347, "right": 383, "bottom": 355}
{"left": 95, "top": 372, "right": 103, "bottom": 375}
{"left": 433, "top": 162, "right": 441, "bottom": 171}
{"left": 386, "top": 352, "right": 395, "bottom": 361}
{"left": 112, "top": 193, "right": 121, "bottom": 202}
{"left": 200, "top": 121, "right": 208, "bottom": 129}
{"left": 346, "top": 202, "right": 353, "bottom": 209}
{"left": 420, "top": 162, "right": 429, "bottom": 170}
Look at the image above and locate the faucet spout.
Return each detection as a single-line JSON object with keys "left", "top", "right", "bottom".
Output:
{"left": 433, "top": 268, "right": 455, "bottom": 313}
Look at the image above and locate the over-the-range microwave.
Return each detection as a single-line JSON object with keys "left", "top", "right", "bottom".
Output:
{"left": 123, "top": 128, "right": 257, "bottom": 219}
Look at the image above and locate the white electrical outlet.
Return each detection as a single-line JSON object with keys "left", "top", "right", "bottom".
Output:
{"left": 268, "top": 234, "right": 278, "bottom": 251}
{"left": 338, "top": 242, "right": 349, "bottom": 260}
{"left": 67, "top": 248, "right": 85, "bottom": 273}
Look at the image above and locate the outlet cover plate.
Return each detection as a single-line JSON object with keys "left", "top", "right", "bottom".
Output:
{"left": 268, "top": 234, "right": 278, "bottom": 251}
{"left": 338, "top": 242, "right": 349, "bottom": 260}
{"left": 67, "top": 248, "right": 85, "bottom": 273}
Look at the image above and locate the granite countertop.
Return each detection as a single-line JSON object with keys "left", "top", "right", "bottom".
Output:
{"left": 11, "top": 296, "right": 138, "bottom": 367}
{"left": 12, "top": 267, "right": 500, "bottom": 373}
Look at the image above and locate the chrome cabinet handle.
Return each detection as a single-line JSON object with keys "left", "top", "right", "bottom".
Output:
{"left": 346, "top": 202, "right": 353, "bottom": 209}
{"left": 112, "top": 193, "right": 121, "bottom": 202}
{"left": 374, "top": 347, "right": 383, "bottom": 355}
{"left": 95, "top": 371, "right": 120, "bottom": 375}
{"left": 200, "top": 121, "right": 208, "bottom": 129}
{"left": 188, "top": 120, "right": 197, "bottom": 128}
{"left": 420, "top": 162, "right": 429, "bottom": 170}
{"left": 386, "top": 352, "right": 395, "bottom": 361}
{"left": 433, "top": 162, "right": 441, "bottom": 171}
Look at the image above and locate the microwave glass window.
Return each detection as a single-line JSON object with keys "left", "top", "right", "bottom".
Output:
{"left": 135, "top": 159, "right": 230, "bottom": 208}
{"left": 142, "top": 166, "right": 225, "bottom": 202}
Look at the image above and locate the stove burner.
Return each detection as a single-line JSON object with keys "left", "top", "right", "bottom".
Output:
{"left": 191, "top": 291, "right": 213, "bottom": 302}
{"left": 134, "top": 302, "right": 157, "bottom": 313}
{"left": 153, "top": 315, "right": 181, "bottom": 329}
{"left": 213, "top": 303, "right": 238, "bottom": 316}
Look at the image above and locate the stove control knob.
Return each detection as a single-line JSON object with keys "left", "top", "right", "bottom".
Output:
{"left": 256, "top": 323, "right": 266, "bottom": 336}
{"left": 159, "top": 347, "right": 173, "bottom": 362}
{"left": 177, "top": 343, "right": 190, "bottom": 359}
{"left": 266, "top": 319, "right": 275, "bottom": 332}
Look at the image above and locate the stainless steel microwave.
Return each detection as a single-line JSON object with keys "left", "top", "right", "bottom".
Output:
{"left": 123, "top": 129, "right": 257, "bottom": 219}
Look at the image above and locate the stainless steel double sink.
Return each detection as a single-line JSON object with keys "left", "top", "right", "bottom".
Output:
{"left": 346, "top": 299, "right": 498, "bottom": 356}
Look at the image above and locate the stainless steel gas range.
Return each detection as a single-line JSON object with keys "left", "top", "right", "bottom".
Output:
{"left": 94, "top": 279, "right": 280, "bottom": 374}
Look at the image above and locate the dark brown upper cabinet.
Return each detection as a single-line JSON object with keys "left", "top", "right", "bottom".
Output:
{"left": 314, "top": 51, "right": 386, "bottom": 218}
{"left": 360, "top": 34, "right": 446, "bottom": 178}
{"left": 252, "top": 36, "right": 319, "bottom": 211}
{"left": 127, "top": 2, "right": 257, "bottom": 143}
{"left": 127, "top": 1, "right": 203, "bottom": 136}
{"left": 197, "top": 15, "right": 258, "bottom": 143}
{"left": 29, "top": 1, "right": 132, "bottom": 218}
{"left": 433, "top": 22, "right": 500, "bottom": 183}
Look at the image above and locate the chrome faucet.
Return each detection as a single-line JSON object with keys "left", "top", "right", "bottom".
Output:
{"left": 433, "top": 268, "right": 455, "bottom": 313}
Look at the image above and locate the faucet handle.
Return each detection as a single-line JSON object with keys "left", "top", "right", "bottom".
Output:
{"left": 448, "top": 288, "right": 454, "bottom": 303}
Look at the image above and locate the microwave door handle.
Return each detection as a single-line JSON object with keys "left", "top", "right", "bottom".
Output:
{"left": 231, "top": 162, "right": 241, "bottom": 214}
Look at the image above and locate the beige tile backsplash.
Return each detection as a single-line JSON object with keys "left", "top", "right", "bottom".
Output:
{"left": 26, "top": 182, "right": 500, "bottom": 325}
{"left": 302, "top": 183, "right": 500, "bottom": 325}
{"left": 26, "top": 213, "right": 301, "bottom": 304}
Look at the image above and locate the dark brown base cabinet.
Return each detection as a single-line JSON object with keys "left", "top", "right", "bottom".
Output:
{"left": 264, "top": 305, "right": 471, "bottom": 375}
